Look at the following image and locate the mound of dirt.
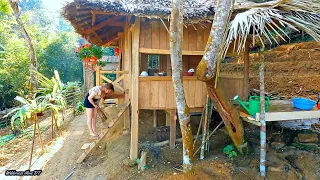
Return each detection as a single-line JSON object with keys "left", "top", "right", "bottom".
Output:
{"left": 220, "top": 41, "right": 320, "bottom": 99}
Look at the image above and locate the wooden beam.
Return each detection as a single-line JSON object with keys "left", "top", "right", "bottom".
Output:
{"left": 83, "top": 16, "right": 122, "bottom": 34}
{"left": 96, "top": 66, "right": 101, "bottom": 86}
{"left": 166, "top": 112, "right": 170, "bottom": 126}
{"left": 91, "top": 13, "right": 96, "bottom": 26}
{"left": 100, "top": 70, "right": 129, "bottom": 74}
{"left": 139, "top": 48, "right": 239, "bottom": 57}
{"left": 170, "top": 110, "right": 177, "bottom": 149}
{"left": 130, "top": 17, "right": 140, "bottom": 161}
{"left": 243, "top": 41, "right": 250, "bottom": 100}
{"left": 153, "top": 110, "right": 157, "bottom": 127}
{"left": 256, "top": 111, "right": 320, "bottom": 122}
{"left": 91, "top": 10, "right": 115, "bottom": 15}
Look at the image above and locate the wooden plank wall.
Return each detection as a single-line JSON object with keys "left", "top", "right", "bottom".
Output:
{"left": 139, "top": 76, "right": 244, "bottom": 110}
{"left": 139, "top": 78, "right": 207, "bottom": 109}
{"left": 219, "top": 76, "right": 245, "bottom": 100}
{"left": 140, "top": 19, "right": 210, "bottom": 51}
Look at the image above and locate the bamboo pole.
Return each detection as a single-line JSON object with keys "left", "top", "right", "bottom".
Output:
{"left": 193, "top": 107, "right": 205, "bottom": 149}
{"left": 36, "top": 115, "right": 44, "bottom": 155}
{"left": 28, "top": 118, "right": 37, "bottom": 170}
{"left": 259, "top": 47, "right": 266, "bottom": 177}
{"left": 193, "top": 121, "right": 224, "bottom": 156}
{"left": 51, "top": 109, "right": 54, "bottom": 139}
{"left": 200, "top": 95, "right": 210, "bottom": 159}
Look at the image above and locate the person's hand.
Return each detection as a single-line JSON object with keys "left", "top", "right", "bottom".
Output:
{"left": 94, "top": 105, "right": 99, "bottom": 109}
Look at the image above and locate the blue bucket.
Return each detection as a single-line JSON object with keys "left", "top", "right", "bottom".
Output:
{"left": 292, "top": 97, "right": 316, "bottom": 110}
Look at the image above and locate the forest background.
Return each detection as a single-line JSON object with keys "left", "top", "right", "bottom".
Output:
{"left": 0, "top": 0, "right": 113, "bottom": 110}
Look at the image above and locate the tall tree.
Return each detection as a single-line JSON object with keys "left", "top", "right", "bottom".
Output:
{"left": 196, "top": 0, "right": 246, "bottom": 152}
{"left": 9, "top": 0, "right": 37, "bottom": 91}
{"left": 170, "top": 0, "right": 194, "bottom": 172}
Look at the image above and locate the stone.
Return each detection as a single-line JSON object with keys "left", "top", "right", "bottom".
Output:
{"left": 297, "top": 133, "right": 318, "bottom": 143}
{"left": 270, "top": 141, "right": 285, "bottom": 150}
{"left": 123, "top": 158, "right": 137, "bottom": 167}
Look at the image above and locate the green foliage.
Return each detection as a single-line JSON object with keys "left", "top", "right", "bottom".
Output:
{"left": 0, "top": 6, "right": 83, "bottom": 109}
{"left": 77, "top": 44, "right": 103, "bottom": 60}
{"left": 74, "top": 101, "right": 85, "bottom": 115}
{"left": 97, "top": 60, "right": 108, "bottom": 67}
{"left": 223, "top": 145, "right": 238, "bottom": 160}
{"left": 5, "top": 95, "right": 60, "bottom": 130}
{"left": 0, "top": 0, "right": 10, "bottom": 15}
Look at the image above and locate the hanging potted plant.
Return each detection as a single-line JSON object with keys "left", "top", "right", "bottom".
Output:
{"left": 76, "top": 43, "right": 103, "bottom": 70}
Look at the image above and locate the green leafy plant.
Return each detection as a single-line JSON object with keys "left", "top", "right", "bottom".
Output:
{"left": 97, "top": 60, "right": 107, "bottom": 67}
{"left": 5, "top": 95, "right": 59, "bottom": 130}
{"left": 74, "top": 101, "right": 85, "bottom": 115}
{"left": 76, "top": 44, "right": 103, "bottom": 60}
{"left": 223, "top": 145, "right": 238, "bottom": 160}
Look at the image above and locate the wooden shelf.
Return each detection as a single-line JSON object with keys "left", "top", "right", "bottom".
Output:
{"left": 139, "top": 76, "right": 198, "bottom": 81}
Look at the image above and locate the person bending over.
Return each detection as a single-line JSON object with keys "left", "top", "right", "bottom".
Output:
{"left": 84, "top": 83, "right": 114, "bottom": 137}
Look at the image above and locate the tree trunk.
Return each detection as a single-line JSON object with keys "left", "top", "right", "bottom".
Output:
{"left": 83, "top": 64, "right": 94, "bottom": 94}
{"left": 196, "top": 0, "right": 246, "bottom": 152}
{"left": 9, "top": 0, "right": 37, "bottom": 91}
{"left": 170, "top": 0, "right": 194, "bottom": 172}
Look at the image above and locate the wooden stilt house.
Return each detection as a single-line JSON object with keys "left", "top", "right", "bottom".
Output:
{"left": 62, "top": 0, "right": 249, "bottom": 160}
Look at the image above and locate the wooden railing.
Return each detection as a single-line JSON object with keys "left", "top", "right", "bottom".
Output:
{"left": 96, "top": 68, "right": 129, "bottom": 93}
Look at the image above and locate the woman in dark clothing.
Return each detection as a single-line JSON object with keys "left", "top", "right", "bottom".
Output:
{"left": 84, "top": 83, "right": 114, "bottom": 137}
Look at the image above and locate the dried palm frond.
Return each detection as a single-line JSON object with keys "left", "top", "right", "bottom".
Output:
{"left": 223, "top": 0, "right": 320, "bottom": 56}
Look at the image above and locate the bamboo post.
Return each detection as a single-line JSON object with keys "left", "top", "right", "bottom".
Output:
{"left": 51, "top": 109, "right": 55, "bottom": 139}
{"left": 193, "top": 107, "right": 205, "bottom": 149}
{"left": 28, "top": 117, "right": 37, "bottom": 170}
{"left": 243, "top": 41, "right": 250, "bottom": 100}
{"left": 36, "top": 115, "right": 44, "bottom": 155}
{"left": 193, "top": 121, "right": 223, "bottom": 156}
{"left": 200, "top": 95, "right": 210, "bottom": 159}
{"left": 259, "top": 48, "right": 266, "bottom": 177}
{"left": 169, "top": 110, "right": 177, "bottom": 149}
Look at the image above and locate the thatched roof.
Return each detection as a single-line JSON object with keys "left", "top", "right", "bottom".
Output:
{"left": 62, "top": 0, "right": 317, "bottom": 47}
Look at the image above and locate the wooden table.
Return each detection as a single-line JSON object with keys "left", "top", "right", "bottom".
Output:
{"left": 241, "top": 100, "right": 320, "bottom": 176}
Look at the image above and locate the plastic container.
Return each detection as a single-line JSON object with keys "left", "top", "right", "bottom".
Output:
{"left": 292, "top": 97, "right": 316, "bottom": 110}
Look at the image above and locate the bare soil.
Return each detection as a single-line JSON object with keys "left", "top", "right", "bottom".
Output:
{"left": 221, "top": 41, "right": 320, "bottom": 99}
{"left": 1, "top": 109, "right": 320, "bottom": 180}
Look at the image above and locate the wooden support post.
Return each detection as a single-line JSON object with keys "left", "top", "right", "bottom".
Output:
{"left": 166, "top": 111, "right": 170, "bottom": 126}
{"left": 130, "top": 18, "right": 140, "bottom": 161}
{"left": 170, "top": 110, "right": 177, "bottom": 149}
{"left": 123, "top": 17, "right": 132, "bottom": 130}
{"left": 243, "top": 41, "right": 250, "bottom": 100}
{"left": 153, "top": 110, "right": 157, "bottom": 127}
{"left": 96, "top": 66, "right": 100, "bottom": 86}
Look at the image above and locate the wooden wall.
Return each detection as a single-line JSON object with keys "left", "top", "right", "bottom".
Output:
{"left": 219, "top": 76, "right": 245, "bottom": 100}
{"left": 139, "top": 19, "right": 210, "bottom": 51}
{"left": 139, "top": 75, "right": 244, "bottom": 110}
{"left": 139, "top": 77, "right": 207, "bottom": 109}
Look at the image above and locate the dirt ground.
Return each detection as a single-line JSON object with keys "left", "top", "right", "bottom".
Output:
{"left": 220, "top": 41, "right": 320, "bottom": 99}
{"left": 1, "top": 109, "right": 320, "bottom": 180}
